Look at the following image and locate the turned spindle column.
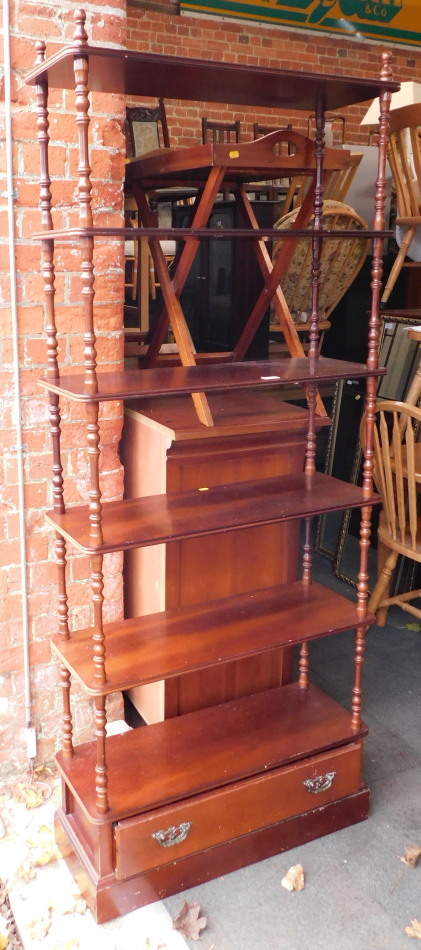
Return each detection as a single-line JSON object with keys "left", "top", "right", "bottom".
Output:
{"left": 352, "top": 52, "right": 393, "bottom": 730}
{"left": 73, "top": 10, "right": 109, "bottom": 804}
{"left": 35, "top": 40, "right": 73, "bottom": 756}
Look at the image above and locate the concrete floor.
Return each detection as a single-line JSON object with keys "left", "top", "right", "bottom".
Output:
{"left": 2, "top": 552, "right": 420, "bottom": 949}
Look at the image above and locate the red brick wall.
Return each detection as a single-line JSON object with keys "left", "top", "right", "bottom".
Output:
{"left": 1, "top": 1, "right": 126, "bottom": 777}
{"left": 127, "top": 5, "right": 421, "bottom": 145}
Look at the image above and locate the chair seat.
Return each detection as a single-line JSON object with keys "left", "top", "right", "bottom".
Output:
{"left": 377, "top": 518, "right": 421, "bottom": 562}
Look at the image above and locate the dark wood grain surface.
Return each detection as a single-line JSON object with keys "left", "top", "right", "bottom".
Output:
{"left": 46, "top": 472, "right": 379, "bottom": 554}
{"left": 52, "top": 580, "right": 374, "bottom": 695}
{"left": 39, "top": 358, "right": 386, "bottom": 403}
{"left": 26, "top": 45, "right": 398, "bottom": 110}
{"left": 55, "top": 683, "right": 367, "bottom": 822}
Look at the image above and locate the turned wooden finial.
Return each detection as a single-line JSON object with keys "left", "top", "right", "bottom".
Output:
{"left": 73, "top": 9, "right": 88, "bottom": 45}
{"left": 35, "top": 40, "right": 46, "bottom": 65}
{"left": 381, "top": 50, "right": 393, "bottom": 82}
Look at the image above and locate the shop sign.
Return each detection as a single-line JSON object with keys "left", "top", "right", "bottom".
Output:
{"left": 181, "top": 0, "right": 421, "bottom": 49}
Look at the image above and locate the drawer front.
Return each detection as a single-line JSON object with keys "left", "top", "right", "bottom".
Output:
{"left": 115, "top": 741, "right": 363, "bottom": 880}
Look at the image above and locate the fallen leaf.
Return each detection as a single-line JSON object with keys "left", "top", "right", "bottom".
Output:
{"left": 15, "top": 862, "right": 36, "bottom": 883}
{"left": 281, "top": 864, "right": 305, "bottom": 892}
{"left": 405, "top": 919, "right": 421, "bottom": 939}
{"left": 50, "top": 891, "right": 86, "bottom": 916}
{"left": 26, "top": 913, "right": 51, "bottom": 940}
{"left": 405, "top": 623, "right": 421, "bottom": 632}
{"left": 14, "top": 781, "right": 50, "bottom": 809}
{"left": 52, "top": 940, "right": 80, "bottom": 950}
{"left": 27, "top": 824, "right": 62, "bottom": 866}
{"left": 401, "top": 844, "right": 421, "bottom": 868}
{"left": 0, "top": 934, "right": 8, "bottom": 950}
{"left": 32, "top": 764, "right": 54, "bottom": 780}
{"left": 173, "top": 901, "right": 207, "bottom": 940}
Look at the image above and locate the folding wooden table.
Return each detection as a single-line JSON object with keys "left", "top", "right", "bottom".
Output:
{"left": 125, "top": 130, "right": 352, "bottom": 424}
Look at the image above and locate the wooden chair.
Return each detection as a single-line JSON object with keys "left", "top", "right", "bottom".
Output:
{"left": 251, "top": 123, "right": 291, "bottom": 201}
{"left": 271, "top": 199, "right": 368, "bottom": 349}
{"left": 381, "top": 103, "right": 421, "bottom": 304}
{"left": 124, "top": 101, "right": 172, "bottom": 345}
{"left": 365, "top": 400, "right": 421, "bottom": 624}
{"left": 201, "top": 117, "right": 241, "bottom": 144}
{"left": 125, "top": 100, "right": 170, "bottom": 158}
{"left": 201, "top": 118, "right": 241, "bottom": 200}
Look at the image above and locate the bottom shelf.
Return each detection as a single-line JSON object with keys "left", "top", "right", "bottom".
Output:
{"left": 56, "top": 683, "right": 367, "bottom": 824}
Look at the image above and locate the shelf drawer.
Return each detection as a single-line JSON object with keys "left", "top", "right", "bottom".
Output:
{"left": 114, "top": 740, "right": 363, "bottom": 880}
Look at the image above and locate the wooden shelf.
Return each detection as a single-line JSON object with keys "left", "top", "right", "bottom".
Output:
{"left": 52, "top": 580, "right": 375, "bottom": 696}
{"left": 55, "top": 682, "right": 367, "bottom": 823}
{"left": 31, "top": 225, "right": 394, "bottom": 242}
{"left": 39, "top": 358, "right": 386, "bottom": 403}
{"left": 26, "top": 44, "right": 398, "bottom": 110}
{"left": 46, "top": 472, "right": 379, "bottom": 555}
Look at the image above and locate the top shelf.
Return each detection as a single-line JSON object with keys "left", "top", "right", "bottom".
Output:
{"left": 26, "top": 44, "right": 399, "bottom": 111}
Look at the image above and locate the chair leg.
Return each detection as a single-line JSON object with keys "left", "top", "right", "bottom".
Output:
{"left": 368, "top": 548, "right": 399, "bottom": 625}
{"left": 374, "top": 538, "right": 390, "bottom": 627}
{"left": 381, "top": 227, "right": 415, "bottom": 304}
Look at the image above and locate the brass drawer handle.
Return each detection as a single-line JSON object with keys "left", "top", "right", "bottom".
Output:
{"left": 151, "top": 821, "right": 192, "bottom": 847}
{"left": 303, "top": 771, "right": 336, "bottom": 794}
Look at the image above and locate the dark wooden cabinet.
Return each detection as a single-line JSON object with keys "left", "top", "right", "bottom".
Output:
{"left": 27, "top": 13, "right": 397, "bottom": 923}
{"left": 172, "top": 200, "right": 276, "bottom": 356}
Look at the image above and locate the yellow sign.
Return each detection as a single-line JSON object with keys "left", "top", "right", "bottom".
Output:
{"left": 181, "top": 0, "right": 421, "bottom": 48}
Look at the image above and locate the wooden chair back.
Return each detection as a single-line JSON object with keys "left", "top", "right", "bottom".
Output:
{"left": 253, "top": 122, "right": 289, "bottom": 139}
{"left": 388, "top": 103, "right": 421, "bottom": 222}
{"left": 370, "top": 400, "right": 421, "bottom": 554}
{"left": 125, "top": 100, "right": 170, "bottom": 158}
{"left": 271, "top": 200, "right": 368, "bottom": 335}
{"left": 381, "top": 103, "right": 421, "bottom": 303}
{"left": 201, "top": 117, "right": 241, "bottom": 144}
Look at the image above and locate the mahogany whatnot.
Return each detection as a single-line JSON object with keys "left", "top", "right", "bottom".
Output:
{"left": 27, "top": 8, "right": 394, "bottom": 921}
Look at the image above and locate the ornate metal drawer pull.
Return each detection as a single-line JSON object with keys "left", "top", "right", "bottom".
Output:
{"left": 151, "top": 821, "right": 193, "bottom": 847}
{"left": 303, "top": 771, "right": 336, "bottom": 794}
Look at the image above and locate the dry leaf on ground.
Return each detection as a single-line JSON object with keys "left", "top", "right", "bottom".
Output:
{"left": 27, "top": 823, "right": 62, "bottom": 866}
{"left": 32, "top": 764, "right": 55, "bottom": 781}
{"left": 281, "top": 864, "right": 305, "bottom": 892}
{"left": 173, "top": 900, "right": 207, "bottom": 940}
{"left": 401, "top": 845, "right": 421, "bottom": 868}
{"left": 52, "top": 940, "right": 80, "bottom": 950}
{"left": 14, "top": 781, "right": 51, "bottom": 809}
{"left": 0, "top": 881, "right": 23, "bottom": 949}
{"left": 405, "top": 919, "right": 421, "bottom": 939}
{"left": 26, "top": 913, "right": 51, "bottom": 941}
{"left": 50, "top": 891, "right": 86, "bottom": 916}
{"left": 15, "top": 862, "right": 36, "bottom": 883}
